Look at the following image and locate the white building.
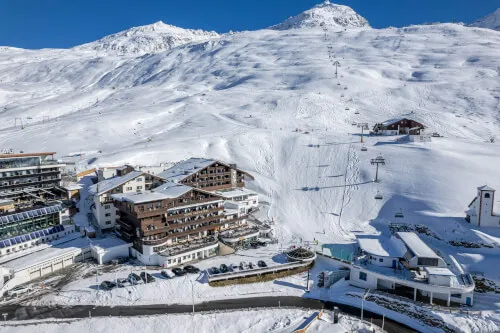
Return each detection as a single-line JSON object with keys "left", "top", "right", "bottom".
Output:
{"left": 465, "top": 185, "right": 500, "bottom": 227}
{"left": 0, "top": 234, "right": 130, "bottom": 292}
{"left": 215, "top": 187, "right": 259, "bottom": 215}
{"left": 349, "top": 232, "right": 474, "bottom": 306}
{"left": 88, "top": 170, "right": 164, "bottom": 230}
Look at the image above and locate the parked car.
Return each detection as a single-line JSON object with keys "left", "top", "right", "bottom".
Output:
{"left": 229, "top": 263, "right": 238, "bottom": 271}
{"left": 249, "top": 242, "right": 259, "bottom": 249}
{"left": 172, "top": 267, "right": 187, "bottom": 276}
{"left": 183, "top": 265, "right": 200, "bottom": 274}
{"left": 116, "top": 278, "right": 130, "bottom": 287}
{"left": 257, "top": 260, "right": 267, "bottom": 268}
{"left": 140, "top": 272, "right": 156, "bottom": 283}
{"left": 219, "top": 264, "right": 229, "bottom": 273}
{"left": 128, "top": 273, "right": 143, "bottom": 285}
{"left": 239, "top": 261, "right": 247, "bottom": 270}
{"left": 209, "top": 267, "right": 220, "bottom": 275}
{"left": 257, "top": 241, "right": 267, "bottom": 247}
{"left": 100, "top": 281, "right": 117, "bottom": 290}
{"left": 248, "top": 262, "right": 254, "bottom": 269}
{"left": 161, "top": 270, "right": 175, "bottom": 279}
{"left": 6, "top": 285, "right": 32, "bottom": 297}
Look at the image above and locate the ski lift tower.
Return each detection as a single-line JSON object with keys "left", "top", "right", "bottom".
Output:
{"left": 357, "top": 123, "right": 368, "bottom": 143}
{"left": 370, "top": 155, "right": 385, "bottom": 183}
{"left": 332, "top": 61, "right": 340, "bottom": 78}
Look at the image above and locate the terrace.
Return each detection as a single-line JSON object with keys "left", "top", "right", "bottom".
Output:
{"left": 158, "top": 236, "right": 218, "bottom": 257}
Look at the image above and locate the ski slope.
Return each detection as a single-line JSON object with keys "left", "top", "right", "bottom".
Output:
{"left": 0, "top": 3, "right": 500, "bottom": 330}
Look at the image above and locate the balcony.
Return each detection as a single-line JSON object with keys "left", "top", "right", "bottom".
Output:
{"left": 134, "top": 198, "right": 222, "bottom": 219}
{"left": 158, "top": 237, "right": 218, "bottom": 257}
{"left": 142, "top": 222, "right": 223, "bottom": 245}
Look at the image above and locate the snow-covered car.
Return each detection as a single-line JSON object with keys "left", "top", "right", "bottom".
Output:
{"left": 161, "top": 269, "right": 175, "bottom": 279}
{"left": 128, "top": 273, "right": 143, "bottom": 285}
{"left": 7, "top": 285, "right": 32, "bottom": 297}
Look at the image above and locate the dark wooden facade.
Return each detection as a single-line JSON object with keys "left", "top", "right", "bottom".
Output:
{"left": 373, "top": 118, "right": 425, "bottom": 135}
{"left": 115, "top": 188, "right": 225, "bottom": 253}
{"left": 178, "top": 162, "right": 252, "bottom": 191}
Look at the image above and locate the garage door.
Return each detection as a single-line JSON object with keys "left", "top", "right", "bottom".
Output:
{"left": 53, "top": 262, "right": 63, "bottom": 270}
{"left": 30, "top": 269, "right": 41, "bottom": 280}
{"left": 64, "top": 258, "right": 73, "bottom": 266}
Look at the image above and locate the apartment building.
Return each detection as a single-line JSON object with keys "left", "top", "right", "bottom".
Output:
{"left": 157, "top": 158, "right": 254, "bottom": 192}
{"left": 0, "top": 152, "right": 65, "bottom": 203}
{"left": 112, "top": 182, "right": 249, "bottom": 266}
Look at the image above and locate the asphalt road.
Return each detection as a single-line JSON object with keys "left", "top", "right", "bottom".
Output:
{"left": 0, "top": 296, "right": 417, "bottom": 332}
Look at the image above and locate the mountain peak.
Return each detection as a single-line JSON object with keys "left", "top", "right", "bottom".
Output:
{"left": 269, "top": 1, "right": 370, "bottom": 30}
{"left": 77, "top": 21, "right": 220, "bottom": 55}
{"left": 470, "top": 8, "right": 500, "bottom": 31}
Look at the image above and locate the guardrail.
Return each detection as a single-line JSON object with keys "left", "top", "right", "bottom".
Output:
{"left": 207, "top": 261, "right": 310, "bottom": 282}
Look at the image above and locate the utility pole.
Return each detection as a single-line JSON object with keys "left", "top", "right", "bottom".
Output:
{"left": 306, "top": 269, "right": 310, "bottom": 292}
{"left": 357, "top": 123, "right": 368, "bottom": 143}
{"left": 332, "top": 61, "right": 341, "bottom": 78}
{"left": 370, "top": 155, "right": 386, "bottom": 183}
{"left": 190, "top": 280, "right": 195, "bottom": 315}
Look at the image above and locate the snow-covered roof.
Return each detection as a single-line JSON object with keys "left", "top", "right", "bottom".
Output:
{"left": 112, "top": 191, "right": 169, "bottom": 204}
{"left": 396, "top": 232, "right": 441, "bottom": 259}
{"left": 381, "top": 118, "right": 405, "bottom": 126}
{"left": 89, "top": 171, "right": 143, "bottom": 196}
{"left": 63, "top": 182, "right": 83, "bottom": 191}
{"left": 111, "top": 182, "right": 193, "bottom": 204}
{"left": 478, "top": 185, "right": 495, "bottom": 192}
{"left": 215, "top": 187, "right": 257, "bottom": 199}
{"left": 154, "top": 182, "right": 193, "bottom": 197}
{"left": 0, "top": 199, "right": 14, "bottom": 205}
{"left": 356, "top": 235, "right": 404, "bottom": 258}
{"left": 157, "top": 158, "right": 216, "bottom": 183}
{"left": 424, "top": 267, "right": 454, "bottom": 276}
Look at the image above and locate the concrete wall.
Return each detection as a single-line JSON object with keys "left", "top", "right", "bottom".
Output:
{"left": 349, "top": 266, "right": 378, "bottom": 289}
{"left": 365, "top": 254, "right": 398, "bottom": 268}
{"left": 428, "top": 274, "right": 451, "bottom": 287}
{"left": 91, "top": 243, "right": 131, "bottom": 264}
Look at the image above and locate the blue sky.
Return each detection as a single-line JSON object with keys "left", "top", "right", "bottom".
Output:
{"left": 0, "top": 0, "right": 497, "bottom": 49}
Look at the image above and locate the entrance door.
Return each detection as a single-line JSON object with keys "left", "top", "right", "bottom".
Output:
{"left": 392, "top": 260, "right": 397, "bottom": 268}
{"left": 466, "top": 297, "right": 472, "bottom": 306}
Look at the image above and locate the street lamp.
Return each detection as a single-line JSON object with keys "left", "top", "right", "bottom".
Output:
{"left": 360, "top": 289, "right": 370, "bottom": 322}
{"left": 370, "top": 155, "right": 386, "bottom": 183}
{"left": 189, "top": 280, "right": 195, "bottom": 315}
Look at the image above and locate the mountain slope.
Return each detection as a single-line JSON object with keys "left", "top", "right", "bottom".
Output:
{"left": 76, "top": 21, "right": 220, "bottom": 55}
{"left": 470, "top": 8, "right": 500, "bottom": 31}
{"left": 270, "top": 1, "right": 370, "bottom": 30}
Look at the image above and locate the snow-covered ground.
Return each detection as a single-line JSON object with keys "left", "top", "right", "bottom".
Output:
{"left": 0, "top": 308, "right": 361, "bottom": 333}
{"left": 1, "top": 1, "right": 499, "bottom": 331}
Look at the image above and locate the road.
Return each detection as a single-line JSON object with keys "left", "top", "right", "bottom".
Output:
{"left": 0, "top": 296, "right": 418, "bottom": 333}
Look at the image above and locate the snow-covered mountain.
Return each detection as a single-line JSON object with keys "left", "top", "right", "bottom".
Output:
{"left": 270, "top": 1, "right": 370, "bottom": 30}
{"left": 76, "top": 21, "right": 220, "bottom": 55}
{"left": 470, "top": 8, "right": 500, "bottom": 31}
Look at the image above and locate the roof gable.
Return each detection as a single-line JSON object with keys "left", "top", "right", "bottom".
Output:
{"left": 89, "top": 171, "right": 144, "bottom": 196}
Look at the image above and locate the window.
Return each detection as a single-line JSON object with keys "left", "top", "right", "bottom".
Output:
{"left": 105, "top": 213, "right": 111, "bottom": 217}
{"left": 485, "top": 193, "right": 490, "bottom": 198}
{"left": 417, "top": 258, "right": 438, "bottom": 266}
{"left": 359, "top": 272, "right": 367, "bottom": 281}
{"left": 126, "top": 187, "right": 133, "bottom": 191}
{"left": 137, "top": 186, "right": 143, "bottom": 190}
{"left": 379, "top": 258, "right": 383, "bottom": 262}
{"left": 136, "top": 178, "right": 142, "bottom": 182}
{"left": 104, "top": 205, "right": 110, "bottom": 209}
{"left": 105, "top": 221, "right": 112, "bottom": 225}
{"left": 451, "top": 294, "right": 462, "bottom": 298}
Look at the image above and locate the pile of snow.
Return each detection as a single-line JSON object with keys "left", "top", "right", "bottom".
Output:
{"left": 470, "top": 9, "right": 500, "bottom": 31}
{"left": 270, "top": 1, "right": 370, "bottom": 30}
{"left": 76, "top": 21, "right": 220, "bottom": 55}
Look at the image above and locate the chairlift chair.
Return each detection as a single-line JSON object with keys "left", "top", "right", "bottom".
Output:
{"left": 395, "top": 209, "right": 404, "bottom": 218}
{"left": 345, "top": 107, "right": 350, "bottom": 111}
{"left": 354, "top": 111, "right": 360, "bottom": 115}
{"left": 361, "top": 146, "right": 368, "bottom": 152}
{"left": 374, "top": 191, "right": 383, "bottom": 200}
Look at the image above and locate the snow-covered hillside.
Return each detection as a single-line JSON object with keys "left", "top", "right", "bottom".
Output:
{"left": 270, "top": 1, "right": 369, "bottom": 30}
{"left": 76, "top": 21, "right": 220, "bottom": 55}
{"left": 470, "top": 8, "right": 500, "bottom": 31}
{"left": 1, "top": 2, "right": 500, "bottom": 330}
